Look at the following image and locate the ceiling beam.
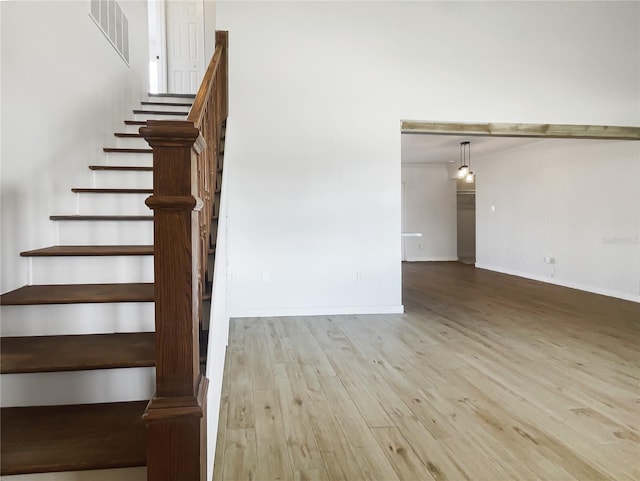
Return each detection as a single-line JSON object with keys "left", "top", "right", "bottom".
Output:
{"left": 401, "top": 121, "right": 640, "bottom": 141}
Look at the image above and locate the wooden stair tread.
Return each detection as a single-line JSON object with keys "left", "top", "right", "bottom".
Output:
{"left": 89, "top": 165, "right": 152, "bottom": 171}
{"left": 21, "top": 245, "right": 154, "bottom": 257}
{"left": 1, "top": 332, "right": 155, "bottom": 373}
{"left": 140, "top": 101, "right": 192, "bottom": 107}
{"left": 103, "top": 148, "right": 152, "bottom": 153}
{"left": 132, "top": 109, "right": 187, "bottom": 116}
{"left": 114, "top": 132, "right": 143, "bottom": 138}
{"left": 0, "top": 283, "right": 154, "bottom": 305}
{"left": 0, "top": 401, "right": 146, "bottom": 475}
{"left": 50, "top": 215, "right": 153, "bottom": 221}
{"left": 71, "top": 188, "right": 152, "bottom": 194}
{"left": 124, "top": 120, "right": 146, "bottom": 126}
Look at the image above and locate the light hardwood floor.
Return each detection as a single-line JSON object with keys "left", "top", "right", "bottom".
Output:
{"left": 213, "top": 262, "right": 640, "bottom": 481}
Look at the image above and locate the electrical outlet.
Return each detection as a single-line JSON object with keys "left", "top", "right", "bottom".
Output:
{"left": 356, "top": 272, "right": 364, "bottom": 283}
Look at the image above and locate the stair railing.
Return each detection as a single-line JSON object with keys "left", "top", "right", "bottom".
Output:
{"left": 140, "top": 30, "right": 228, "bottom": 481}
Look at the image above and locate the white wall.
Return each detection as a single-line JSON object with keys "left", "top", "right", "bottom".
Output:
{"left": 402, "top": 165, "right": 457, "bottom": 261}
{"left": 1, "top": 0, "right": 149, "bottom": 293}
{"left": 476, "top": 140, "right": 640, "bottom": 302}
{"left": 216, "top": 1, "right": 639, "bottom": 316}
{"left": 203, "top": 0, "right": 217, "bottom": 62}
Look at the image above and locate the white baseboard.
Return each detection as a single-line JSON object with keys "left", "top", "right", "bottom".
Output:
{"left": 405, "top": 256, "right": 458, "bottom": 262}
{"left": 475, "top": 263, "right": 640, "bottom": 304}
{"left": 229, "top": 305, "right": 405, "bottom": 318}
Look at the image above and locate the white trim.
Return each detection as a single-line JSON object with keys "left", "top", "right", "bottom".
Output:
{"left": 401, "top": 181, "right": 406, "bottom": 261}
{"left": 475, "top": 263, "right": 640, "bottom": 304}
{"left": 230, "top": 305, "right": 405, "bottom": 318}
{"left": 405, "top": 256, "right": 458, "bottom": 262}
{"left": 147, "top": 0, "right": 167, "bottom": 93}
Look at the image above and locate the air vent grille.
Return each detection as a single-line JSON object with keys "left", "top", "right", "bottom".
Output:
{"left": 90, "top": 0, "right": 130, "bottom": 65}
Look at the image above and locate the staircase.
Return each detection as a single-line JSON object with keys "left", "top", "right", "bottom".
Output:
{"left": 0, "top": 94, "right": 205, "bottom": 478}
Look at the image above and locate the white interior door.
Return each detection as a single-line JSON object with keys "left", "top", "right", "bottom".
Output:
{"left": 166, "top": 0, "right": 205, "bottom": 94}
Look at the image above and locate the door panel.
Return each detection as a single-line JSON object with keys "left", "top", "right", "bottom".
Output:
{"left": 166, "top": 0, "right": 204, "bottom": 94}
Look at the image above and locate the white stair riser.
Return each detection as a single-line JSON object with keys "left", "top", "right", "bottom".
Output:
{"left": 133, "top": 113, "right": 188, "bottom": 122}
{"left": 1, "top": 466, "right": 147, "bottom": 481}
{"left": 0, "top": 367, "right": 155, "bottom": 407}
{"left": 123, "top": 123, "right": 145, "bottom": 134}
{"left": 146, "top": 95, "right": 194, "bottom": 103}
{"left": 138, "top": 104, "right": 191, "bottom": 113}
{"left": 113, "top": 136, "right": 150, "bottom": 149}
{"left": 1, "top": 303, "right": 154, "bottom": 337}
{"left": 105, "top": 152, "right": 152, "bottom": 167}
{"left": 76, "top": 193, "right": 151, "bottom": 215}
{"left": 56, "top": 220, "right": 153, "bottom": 245}
{"left": 92, "top": 170, "right": 152, "bottom": 189}
{"left": 30, "top": 256, "right": 154, "bottom": 284}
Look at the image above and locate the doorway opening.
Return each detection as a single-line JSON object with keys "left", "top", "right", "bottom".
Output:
{"left": 400, "top": 134, "right": 467, "bottom": 265}
{"left": 456, "top": 177, "right": 476, "bottom": 264}
{"left": 147, "top": 0, "right": 207, "bottom": 94}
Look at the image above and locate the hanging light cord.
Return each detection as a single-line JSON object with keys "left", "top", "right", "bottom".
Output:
{"left": 467, "top": 142, "right": 471, "bottom": 171}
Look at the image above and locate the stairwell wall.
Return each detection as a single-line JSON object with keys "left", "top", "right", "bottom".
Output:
{"left": 0, "top": 0, "right": 149, "bottom": 293}
{"left": 216, "top": 1, "right": 639, "bottom": 316}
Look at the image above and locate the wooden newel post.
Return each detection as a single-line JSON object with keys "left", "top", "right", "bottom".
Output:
{"left": 141, "top": 120, "right": 209, "bottom": 481}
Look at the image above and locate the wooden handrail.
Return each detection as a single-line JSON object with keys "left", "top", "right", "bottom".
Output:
{"left": 188, "top": 43, "right": 223, "bottom": 126}
{"left": 140, "top": 30, "right": 228, "bottom": 481}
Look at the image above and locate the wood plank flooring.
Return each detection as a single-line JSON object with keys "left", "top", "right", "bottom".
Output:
{"left": 213, "top": 262, "right": 640, "bottom": 481}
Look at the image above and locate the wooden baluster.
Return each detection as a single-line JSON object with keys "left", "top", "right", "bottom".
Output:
{"left": 197, "top": 126, "right": 206, "bottom": 304}
{"left": 141, "top": 120, "right": 208, "bottom": 481}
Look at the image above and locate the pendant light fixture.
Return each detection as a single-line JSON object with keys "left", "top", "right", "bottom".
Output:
{"left": 457, "top": 141, "right": 475, "bottom": 183}
{"left": 457, "top": 141, "right": 469, "bottom": 179}
{"left": 465, "top": 141, "right": 475, "bottom": 183}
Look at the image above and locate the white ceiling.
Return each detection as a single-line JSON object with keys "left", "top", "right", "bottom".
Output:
{"left": 401, "top": 133, "right": 549, "bottom": 165}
